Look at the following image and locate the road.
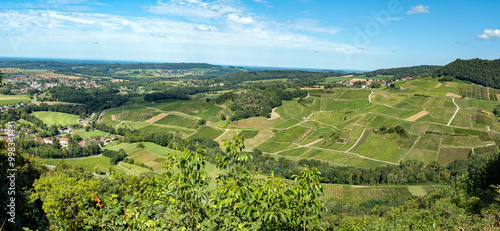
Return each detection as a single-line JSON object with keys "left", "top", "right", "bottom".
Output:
{"left": 447, "top": 98, "right": 460, "bottom": 126}
{"left": 344, "top": 129, "right": 366, "bottom": 153}
{"left": 118, "top": 162, "right": 138, "bottom": 176}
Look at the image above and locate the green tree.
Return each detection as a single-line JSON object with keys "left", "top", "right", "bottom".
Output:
{"left": 32, "top": 170, "right": 99, "bottom": 230}
{"left": 370, "top": 81, "right": 382, "bottom": 88}
{"left": 94, "top": 165, "right": 103, "bottom": 174}
{"left": 136, "top": 142, "right": 145, "bottom": 148}
{"left": 73, "top": 134, "right": 82, "bottom": 141}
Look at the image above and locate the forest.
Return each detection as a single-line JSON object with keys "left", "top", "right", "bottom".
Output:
{"left": 0, "top": 60, "right": 238, "bottom": 77}
{"left": 216, "top": 84, "right": 308, "bottom": 120}
{"left": 435, "top": 58, "right": 500, "bottom": 89}
{"left": 364, "top": 65, "right": 441, "bottom": 79}
{"left": 202, "top": 70, "right": 341, "bottom": 86}
{"left": 48, "top": 86, "right": 129, "bottom": 113}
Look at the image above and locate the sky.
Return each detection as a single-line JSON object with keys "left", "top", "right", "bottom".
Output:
{"left": 0, "top": 0, "right": 499, "bottom": 70}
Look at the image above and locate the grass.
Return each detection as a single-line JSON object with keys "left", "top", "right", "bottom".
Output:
{"left": 322, "top": 184, "right": 412, "bottom": 203}
{"left": 43, "top": 156, "right": 116, "bottom": 173}
{"left": 0, "top": 98, "right": 32, "bottom": 105}
{"left": 73, "top": 130, "right": 110, "bottom": 140}
{"left": 32, "top": 111, "right": 80, "bottom": 125}
{"left": 190, "top": 126, "right": 225, "bottom": 140}
{"left": 354, "top": 133, "right": 407, "bottom": 163}
{"left": 437, "top": 147, "right": 471, "bottom": 165}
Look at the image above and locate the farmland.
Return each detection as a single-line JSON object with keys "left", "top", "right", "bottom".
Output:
{"left": 97, "top": 77, "right": 499, "bottom": 170}
{"left": 0, "top": 94, "right": 32, "bottom": 105}
{"left": 32, "top": 111, "right": 80, "bottom": 125}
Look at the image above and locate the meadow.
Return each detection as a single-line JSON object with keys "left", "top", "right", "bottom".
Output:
{"left": 97, "top": 77, "right": 499, "bottom": 170}
{"left": 32, "top": 111, "right": 80, "bottom": 125}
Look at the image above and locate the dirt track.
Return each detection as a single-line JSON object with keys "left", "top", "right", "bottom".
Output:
{"left": 145, "top": 113, "right": 168, "bottom": 123}
{"left": 405, "top": 110, "right": 429, "bottom": 121}
{"left": 445, "top": 92, "right": 462, "bottom": 98}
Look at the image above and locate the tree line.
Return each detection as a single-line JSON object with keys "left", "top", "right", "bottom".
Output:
{"left": 216, "top": 84, "right": 308, "bottom": 121}
{"left": 365, "top": 65, "right": 441, "bottom": 79}
{"left": 48, "top": 86, "right": 128, "bottom": 112}
{"left": 434, "top": 58, "right": 500, "bottom": 89}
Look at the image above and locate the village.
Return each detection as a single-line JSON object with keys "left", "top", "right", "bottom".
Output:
{"left": 1, "top": 68, "right": 102, "bottom": 94}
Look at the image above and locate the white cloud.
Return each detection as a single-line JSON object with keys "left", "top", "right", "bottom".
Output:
{"left": 477, "top": 29, "right": 500, "bottom": 40}
{"left": 0, "top": 10, "right": 365, "bottom": 58}
{"left": 195, "top": 24, "right": 213, "bottom": 31}
{"left": 407, "top": 4, "right": 430, "bottom": 14}
{"left": 285, "top": 18, "right": 340, "bottom": 35}
{"left": 146, "top": 0, "right": 240, "bottom": 18}
{"left": 253, "top": 0, "right": 271, "bottom": 7}
{"left": 227, "top": 14, "right": 254, "bottom": 24}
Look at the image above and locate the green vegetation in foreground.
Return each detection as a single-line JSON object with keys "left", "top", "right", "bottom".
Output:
{"left": 32, "top": 111, "right": 80, "bottom": 125}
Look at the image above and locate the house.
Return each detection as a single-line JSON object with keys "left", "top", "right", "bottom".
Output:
{"left": 100, "top": 136, "right": 106, "bottom": 142}
{"left": 34, "top": 137, "right": 45, "bottom": 143}
{"left": 57, "top": 137, "right": 69, "bottom": 147}
{"left": 44, "top": 139, "right": 53, "bottom": 145}
{"left": 79, "top": 140, "right": 88, "bottom": 147}
{"left": 80, "top": 120, "right": 93, "bottom": 126}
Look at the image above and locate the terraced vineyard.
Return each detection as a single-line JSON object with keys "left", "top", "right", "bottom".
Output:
{"left": 100, "top": 77, "right": 499, "bottom": 169}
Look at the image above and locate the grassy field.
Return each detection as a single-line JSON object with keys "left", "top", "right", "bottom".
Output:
{"left": 73, "top": 130, "right": 110, "bottom": 140}
{"left": 90, "top": 77, "right": 499, "bottom": 169}
{"left": 322, "top": 184, "right": 417, "bottom": 202}
{"left": 42, "top": 156, "right": 128, "bottom": 176}
{"left": 0, "top": 94, "right": 32, "bottom": 105}
{"left": 33, "top": 111, "right": 80, "bottom": 125}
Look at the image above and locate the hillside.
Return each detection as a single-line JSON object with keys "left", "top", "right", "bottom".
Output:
{"left": 435, "top": 58, "right": 500, "bottom": 89}
{"left": 364, "top": 65, "right": 441, "bottom": 79}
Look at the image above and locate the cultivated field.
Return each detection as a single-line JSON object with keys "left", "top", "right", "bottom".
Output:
{"left": 98, "top": 78, "right": 499, "bottom": 169}
{"left": 33, "top": 111, "right": 80, "bottom": 125}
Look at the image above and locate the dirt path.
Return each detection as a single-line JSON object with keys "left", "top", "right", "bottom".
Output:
{"left": 118, "top": 162, "right": 138, "bottom": 176}
{"left": 269, "top": 107, "right": 281, "bottom": 120}
{"left": 145, "top": 113, "right": 168, "bottom": 123}
{"left": 405, "top": 110, "right": 429, "bottom": 122}
{"left": 447, "top": 98, "right": 460, "bottom": 126}
{"left": 345, "top": 129, "right": 366, "bottom": 153}
{"left": 445, "top": 92, "right": 462, "bottom": 98}
{"left": 304, "top": 139, "right": 323, "bottom": 147}
{"left": 214, "top": 129, "right": 230, "bottom": 141}
{"left": 368, "top": 91, "right": 373, "bottom": 103}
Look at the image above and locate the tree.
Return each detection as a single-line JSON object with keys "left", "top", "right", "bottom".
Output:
{"left": 198, "top": 119, "right": 206, "bottom": 125}
{"left": 52, "top": 138, "right": 61, "bottom": 148}
{"left": 370, "top": 81, "right": 382, "bottom": 88}
{"left": 73, "top": 134, "right": 82, "bottom": 141}
{"left": 0, "top": 71, "right": 3, "bottom": 84}
{"left": 136, "top": 142, "right": 145, "bottom": 148}
{"left": 32, "top": 170, "right": 99, "bottom": 230}
{"left": 94, "top": 165, "right": 103, "bottom": 174}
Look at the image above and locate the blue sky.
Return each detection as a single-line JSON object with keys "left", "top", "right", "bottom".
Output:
{"left": 0, "top": 0, "right": 499, "bottom": 70}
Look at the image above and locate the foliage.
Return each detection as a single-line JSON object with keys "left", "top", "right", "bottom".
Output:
{"left": 0, "top": 140, "right": 49, "bottom": 230}
{"left": 217, "top": 84, "right": 307, "bottom": 121}
{"left": 365, "top": 65, "right": 441, "bottom": 79}
{"left": 49, "top": 86, "right": 129, "bottom": 112}
{"left": 204, "top": 70, "right": 338, "bottom": 86}
{"left": 435, "top": 58, "right": 500, "bottom": 88}
{"left": 31, "top": 161, "right": 100, "bottom": 230}
{"left": 31, "top": 135, "right": 326, "bottom": 230}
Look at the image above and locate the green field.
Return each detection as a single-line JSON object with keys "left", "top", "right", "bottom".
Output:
{"left": 42, "top": 156, "right": 128, "bottom": 176}
{"left": 33, "top": 111, "right": 80, "bottom": 125}
{"left": 73, "top": 130, "right": 110, "bottom": 140}
{"left": 0, "top": 94, "right": 32, "bottom": 105}
{"left": 93, "top": 77, "right": 499, "bottom": 169}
